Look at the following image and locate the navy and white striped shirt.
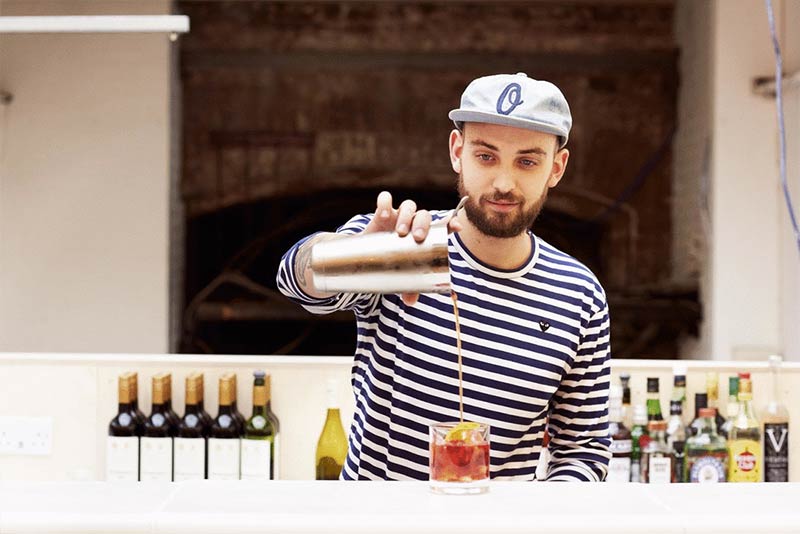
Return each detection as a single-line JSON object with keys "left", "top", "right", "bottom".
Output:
{"left": 277, "top": 210, "right": 611, "bottom": 481}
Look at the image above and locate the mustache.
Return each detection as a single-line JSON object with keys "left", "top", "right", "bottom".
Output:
{"left": 483, "top": 192, "right": 524, "bottom": 203}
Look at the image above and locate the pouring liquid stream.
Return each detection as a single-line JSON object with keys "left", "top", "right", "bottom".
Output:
{"left": 451, "top": 290, "right": 464, "bottom": 423}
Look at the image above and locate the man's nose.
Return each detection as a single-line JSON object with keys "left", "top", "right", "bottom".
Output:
{"left": 491, "top": 171, "right": 515, "bottom": 193}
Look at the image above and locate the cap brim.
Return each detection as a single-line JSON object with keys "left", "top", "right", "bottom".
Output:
{"left": 448, "top": 109, "right": 567, "bottom": 148}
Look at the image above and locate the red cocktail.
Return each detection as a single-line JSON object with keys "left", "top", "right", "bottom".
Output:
{"left": 430, "top": 421, "right": 490, "bottom": 494}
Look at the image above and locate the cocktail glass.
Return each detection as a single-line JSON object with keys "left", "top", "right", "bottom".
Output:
{"left": 429, "top": 421, "right": 490, "bottom": 495}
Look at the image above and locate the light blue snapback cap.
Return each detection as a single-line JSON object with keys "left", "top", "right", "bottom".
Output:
{"left": 449, "top": 72, "right": 572, "bottom": 148}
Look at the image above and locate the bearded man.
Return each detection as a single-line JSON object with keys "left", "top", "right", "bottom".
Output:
{"left": 278, "top": 73, "right": 611, "bottom": 482}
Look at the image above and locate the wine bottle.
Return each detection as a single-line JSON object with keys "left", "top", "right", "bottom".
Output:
{"left": 162, "top": 372, "right": 181, "bottom": 428}
{"left": 107, "top": 373, "right": 141, "bottom": 481}
{"left": 606, "top": 385, "right": 632, "bottom": 483}
{"left": 315, "top": 378, "right": 348, "bottom": 480}
{"left": 241, "top": 370, "right": 278, "bottom": 480}
{"left": 763, "top": 355, "right": 789, "bottom": 482}
{"left": 124, "top": 372, "right": 147, "bottom": 429}
{"left": 195, "top": 372, "right": 215, "bottom": 428}
{"left": 224, "top": 373, "right": 247, "bottom": 435}
{"left": 174, "top": 373, "right": 210, "bottom": 481}
{"left": 208, "top": 375, "right": 242, "bottom": 480}
{"left": 141, "top": 374, "right": 177, "bottom": 481}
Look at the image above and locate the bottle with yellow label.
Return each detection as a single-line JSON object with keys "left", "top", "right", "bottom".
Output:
{"left": 728, "top": 374, "right": 761, "bottom": 482}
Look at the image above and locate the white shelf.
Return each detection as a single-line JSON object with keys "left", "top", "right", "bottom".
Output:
{"left": 0, "top": 15, "right": 189, "bottom": 34}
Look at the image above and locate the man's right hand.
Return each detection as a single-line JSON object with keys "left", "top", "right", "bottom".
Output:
{"left": 295, "top": 191, "right": 464, "bottom": 303}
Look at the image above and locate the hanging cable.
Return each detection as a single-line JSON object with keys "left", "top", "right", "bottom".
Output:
{"left": 765, "top": 0, "right": 800, "bottom": 256}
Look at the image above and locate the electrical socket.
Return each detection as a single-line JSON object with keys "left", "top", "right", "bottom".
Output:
{"left": 0, "top": 416, "right": 53, "bottom": 456}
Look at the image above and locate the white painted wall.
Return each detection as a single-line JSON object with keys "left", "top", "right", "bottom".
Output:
{"left": 707, "top": 0, "right": 800, "bottom": 361}
{"left": 0, "top": 1, "right": 172, "bottom": 352}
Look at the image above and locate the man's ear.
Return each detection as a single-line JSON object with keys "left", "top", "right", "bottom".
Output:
{"left": 449, "top": 129, "right": 464, "bottom": 174}
{"left": 548, "top": 148, "right": 569, "bottom": 188}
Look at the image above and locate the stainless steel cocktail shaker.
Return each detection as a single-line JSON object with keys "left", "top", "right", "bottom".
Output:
{"left": 309, "top": 223, "right": 451, "bottom": 294}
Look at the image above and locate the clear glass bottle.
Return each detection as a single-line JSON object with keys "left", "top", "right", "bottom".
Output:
{"left": 666, "top": 400, "right": 688, "bottom": 482}
{"left": 705, "top": 372, "right": 726, "bottom": 433}
{"left": 763, "top": 355, "right": 789, "bottom": 482}
{"left": 685, "top": 408, "right": 728, "bottom": 483}
{"left": 630, "top": 404, "right": 648, "bottom": 483}
{"left": 646, "top": 377, "right": 663, "bottom": 421}
{"left": 728, "top": 376, "right": 761, "bottom": 482}
{"left": 241, "top": 370, "right": 278, "bottom": 480}
{"left": 642, "top": 420, "right": 673, "bottom": 483}
{"left": 720, "top": 376, "right": 739, "bottom": 439}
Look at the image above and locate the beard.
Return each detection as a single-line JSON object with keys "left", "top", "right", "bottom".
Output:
{"left": 457, "top": 174, "right": 548, "bottom": 238}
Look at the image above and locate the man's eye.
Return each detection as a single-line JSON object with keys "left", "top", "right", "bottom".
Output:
{"left": 477, "top": 153, "right": 493, "bottom": 162}
{"left": 519, "top": 159, "right": 538, "bottom": 167}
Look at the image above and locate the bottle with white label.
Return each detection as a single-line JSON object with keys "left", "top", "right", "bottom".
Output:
{"left": 763, "top": 355, "right": 789, "bottom": 482}
{"left": 141, "top": 374, "right": 177, "bottom": 481}
{"left": 642, "top": 420, "right": 673, "bottom": 483}
{"left": 107, "top": 374, "right": 142, "bottom": 481}
{"left": 606, "top": 385, "right": 631, "bottom": 483}
{"left": 241, "top": 370, "right": 278, "bottom": 480}
{"left": 208, "top": 375, "right": 242, "bottom": 480}
{"left": 174, "top": 373, "right": 210, "bottom": 481}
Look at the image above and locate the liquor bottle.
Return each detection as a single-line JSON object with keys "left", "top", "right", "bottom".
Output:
{"left": 606, "top": 385, "right": 632, "bottom": 483}
{"left": 646, "top": 377, "right": 664, "bottom": 421}
{"left": 705, "top": 372, "right": 726, "bottom": 433}
{"left": 226, "top": 373, "right": 247, "bottom": 436}
{"left": 174, "top": 373, "right": 210, "bottom": 481}
{"left": 241, "top": 370, "right": 278, "bottom": 480}
{"left": 316, "top": 378, "right": 348, "bottom": 480}
{"left": 162, "top": 372, "right": 181, "bottom": 428}
{"left": 264, "top": 372, "right": 281, "bottom": 478}
{"left": 763, "top": 355, "right": 789, "bottom": 482}
{"left": 720, "top": 376, "right": 739, "bottom": 439}
{"left": 194, "top": 372, "right": 215, "bottom": 429}
{"left": 124, "top": 372, "right": 147, "bottom": 429}
{"left": 641, "top": 420, "right": 673, "bottom": 483}
{"left": 666, "top": 400, "right": 687, "bottom": 482}
{"left": 728, "top": 376, "right": 761, "bottom": 482}
{"left": 619, "top": 373, "right": 632, "bottom": 429}
{"left": 208, "top": 375, "right": 242, "bottom": 480}
{"left": 671, "top": 366, "right": 687, "bottom": 411}
{"left": 688, "top": 393, "right": 708, "bottom": 436}
{"left": 107, "top": 374, "right": 141, "bottom": 481}
{"left": 140, "top": 374, "right": 177, "bottom": 481}
{"left": 685, "top": 408, "right": 728, "bottom": 483}
{"left": 630, "top": 404, "right": 648, "bottom": 483}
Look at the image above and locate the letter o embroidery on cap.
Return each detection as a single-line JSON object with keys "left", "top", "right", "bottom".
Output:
{"left": 496, "top": 83, "right": 524, "bottom": 115}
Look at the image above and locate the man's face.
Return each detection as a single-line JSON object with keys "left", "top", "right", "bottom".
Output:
{"left": 450, "top": 122, "right": 569, "bottom": 239}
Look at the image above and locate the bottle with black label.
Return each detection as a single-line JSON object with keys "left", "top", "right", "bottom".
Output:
{"left": 666, "top": 400, "right": 687, "bottom": 482}
{"left": 606, "top": 385, "right": 631, "bottom": 483}
{"left": 107, "top": 374, "right": 141, "bottom": 481}
{"left": 174, "top": 373, "right": 210, "bottom": 481}
{"left": 208, "top": 375, "right": 242, "bottom": 479}
{"left": 141, "top": 374, "right": 177, "bottom": 481}
{"left": 630, "top": 404, "right": 648, "bottom": 483}
{"left": 763, "top": 355, "right": 789, "bottom": 482}
{"left": 689, "top": 392, "right": 708, "bottom": 437}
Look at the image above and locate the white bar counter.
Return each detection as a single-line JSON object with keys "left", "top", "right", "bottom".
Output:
{"left": 0, "top": 481, "right": 798, "bottom": 534}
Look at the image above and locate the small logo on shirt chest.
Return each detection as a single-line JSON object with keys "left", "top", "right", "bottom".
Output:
{"left": 539, "top": 321, "right": 550, "bottom": 332}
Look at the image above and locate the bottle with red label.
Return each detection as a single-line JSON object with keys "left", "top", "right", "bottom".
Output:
{"left": 728, "top": 374, "right": 761, "bottom": 482}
